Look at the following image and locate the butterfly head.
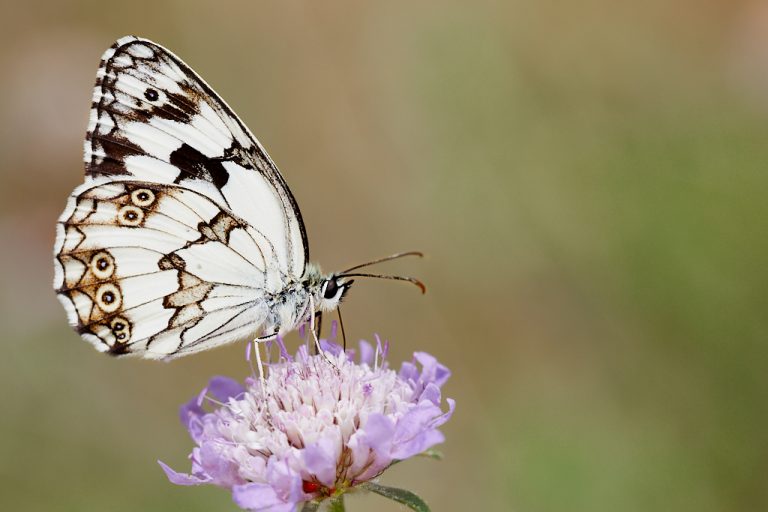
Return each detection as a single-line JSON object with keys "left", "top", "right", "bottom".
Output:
{"left": 318, "top": 275, "right": 354, "bottom": 311}
{"left": 310, "top": 251, "right": 426, "bottom": 314}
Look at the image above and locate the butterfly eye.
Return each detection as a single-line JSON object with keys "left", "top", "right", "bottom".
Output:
{"left": 322, "top": 278, "right": 339, "bottom": 300}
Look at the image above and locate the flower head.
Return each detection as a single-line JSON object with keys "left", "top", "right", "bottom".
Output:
{"left": 160, "top": 336, "right": 454, "bottom": 511}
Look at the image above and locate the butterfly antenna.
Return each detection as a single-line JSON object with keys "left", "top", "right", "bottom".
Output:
{"left": 338, "top": 272, "right": 426, "bottom": 294}
{"left": 340, "top": 251, "right": 423, "bottom": 274}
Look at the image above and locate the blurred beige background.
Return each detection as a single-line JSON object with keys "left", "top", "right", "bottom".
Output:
{"left": 2, "top": 1, "right": 768, "bottom": 511}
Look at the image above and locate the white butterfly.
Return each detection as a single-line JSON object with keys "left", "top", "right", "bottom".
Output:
{"left": 54, "top": 36, "right": 423, "bottom": 359}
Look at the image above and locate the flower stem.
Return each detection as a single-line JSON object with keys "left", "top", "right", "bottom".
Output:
{"left": 327, "top": 495, "right": 345, "bottom": 512}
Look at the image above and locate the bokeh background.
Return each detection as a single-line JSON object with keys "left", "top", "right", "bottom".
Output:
{"left": 2, "top": 1, "right": 767, "bottom": 510}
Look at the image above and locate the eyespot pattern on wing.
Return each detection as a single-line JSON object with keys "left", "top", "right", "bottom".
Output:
{"left": 55, "top": 181, "right": 274, "bottom": 358}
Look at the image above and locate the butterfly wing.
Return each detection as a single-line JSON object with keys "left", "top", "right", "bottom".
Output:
{"left": 55, "top": 36, "right": 309, "bottom": 358}
{"left": 85, "top": 35, "right": 307, "bottom": 276}
{"left": 54, "top": 181, "right": 278, "bottom": 359}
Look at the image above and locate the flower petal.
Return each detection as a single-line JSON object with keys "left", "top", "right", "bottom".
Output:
{"left": 276, "top": 336, "right": 292, "bottom": 362}
{"left": 374, "top": 334, "right": 389, "bottom": 362}
{"left": 419, "top": 382, "right": 442, "bottom": 406}
{"left": 208, "top": 376, "right": 245, "bottom": 402}
{"left": 232, "top": 482, "right": 298, "bottom": 512}
{"left": 390, "top": 402, "right": 448, "bottom": 459}
{"left": 158, "top": 460, "right": 210, "bottom": 486}
{"left": 303, "top": 431, "right": 341, "bottom": 487}
{"left": 413, "top": 352, "right": 451, "bottom": 387}
{"left": 197, "top": 441, "right": 246, "bottom": 487}
{"left": 349, "top": 413, "right": 396, "bottom": 480}
{"left": 391, "top": 430, "right": 445, "bottom": 460}
{"left": 430, "top": 398, "right": 456, "bottom": 429}
{"left": 399, "top": 361, "right": 419, "bottom": 383}
{"left": 267, "top": 458, "right": 306, "bottom": 502}
{"left": 179, "top": 398, "right": 205, "bottom": 441}
{"left": 319, "top": 339, "right": 343, "bottom": 357}
{"left": 363, "top": 413, "right": 396, "bottom": 454}
{"left": 358, "top": 340, "right": 374, "bottom": 365}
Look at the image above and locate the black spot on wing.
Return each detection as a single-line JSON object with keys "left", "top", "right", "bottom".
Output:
{"left": 158, "top": 252, "right": 186, "bottom": 271}
{"left": 197, "top": 211, "right": 244, "bottom": 245}
{"left": 107, "top": 342, "right": 131, "bottom": 356}
{"left": 87, "top": 133, "right": 143, "bottom": 178}
{"left": 170, "top": 143, "right": 229, "bottom": 189}
{"left": 223, "top": 141, "right": 255, "bottom": 170}
{"left": 148, "top": 88, "right": 199, "bottom": 124}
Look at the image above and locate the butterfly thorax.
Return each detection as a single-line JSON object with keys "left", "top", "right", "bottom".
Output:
{"left": 263, "top": 284, "right": 312, "bottom": 337}
{"left": 261, "top": 263, "right": 350, "bottom": 337}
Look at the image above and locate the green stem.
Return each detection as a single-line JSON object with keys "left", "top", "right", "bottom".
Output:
{"left": 327, "top": 494, "right": 345, "bottom": 512}
{"left": 300, "top": 501, "right": 320, "bottom": 512}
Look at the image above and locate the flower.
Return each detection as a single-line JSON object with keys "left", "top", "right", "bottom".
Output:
{"left": 160, "top": 336, "right": 454, "bottom": 511}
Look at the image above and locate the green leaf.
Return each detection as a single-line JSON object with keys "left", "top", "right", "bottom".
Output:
{"left": 361, "top": 482, "right": 431, "bottom": 512}
{"left": 300, "top": 501, "right": 321, "bottom": 512}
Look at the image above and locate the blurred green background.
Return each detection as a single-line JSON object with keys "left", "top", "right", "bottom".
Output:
{"left": 2, "top": 1, "right": 767, "bottom": 510}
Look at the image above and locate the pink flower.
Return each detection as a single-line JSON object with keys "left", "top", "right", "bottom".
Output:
{"left": 160, "top": 337, "right": 454, "bottom": 511}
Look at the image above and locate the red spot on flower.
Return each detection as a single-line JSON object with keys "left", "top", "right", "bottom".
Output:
{"left": 303, "top": 481, "right": 321, "bottom": 494}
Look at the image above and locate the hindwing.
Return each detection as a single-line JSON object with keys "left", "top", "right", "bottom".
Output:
{"left": 54, "top": 181, "right": 280, "bottom": 359}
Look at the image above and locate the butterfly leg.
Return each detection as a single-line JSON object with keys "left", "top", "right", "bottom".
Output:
{"left": 255, "top": 332, "right": 277, "bottom": 342}
{"left": 308, "top": 295, "right": 322, "bottom": 356}
{"left": 312, "top": 311, "right": 323, "bottom": 355}
{"left": 252, "top": 331, "right": 277, "bottom": 395}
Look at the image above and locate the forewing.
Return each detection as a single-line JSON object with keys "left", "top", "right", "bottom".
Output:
{"left": 86, "top": 36, "right": 307, "bottom": 276}
{"left": 54, "top": 181, "right": 274, "bottom": 359}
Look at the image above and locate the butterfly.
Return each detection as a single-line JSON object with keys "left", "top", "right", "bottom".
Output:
{"left": 54, "top": 36, "right": 423, "bottom": 360}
